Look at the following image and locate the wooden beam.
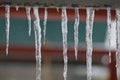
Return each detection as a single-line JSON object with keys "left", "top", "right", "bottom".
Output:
{"left": 0, "top": 7, "right": 116, "bottom": 22}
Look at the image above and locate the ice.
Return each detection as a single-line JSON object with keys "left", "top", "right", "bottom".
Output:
{"left": 61, "top": 7, "right": 68, "bottom": 80}
{"left": 26, "top": 7, "right": 31, "bottom": 36}
{"left": 43, "top": 8, "right": 48, "bottom": 44}
{"left": 56, "top": 7, "right": 59, "bottom": 12}
{"left": 86, "top": 8, "right": 95, "bottom": 80}
{"left": 107, "top": 8, "right": 112, "bottom": 63}
{"left": 5, "top": 5, "right": 10, "bottom": 56}
{"left": 15, "top": 6, "right": 19, "bottom": 11}
{"left": 74, "top": 8, "right": 79, "bottom": 60}
{"left": 115, "top": 9, "right": 120, "bottom": 80}
{"left": 33, "top": 7, "right": 42, "bottom": 80}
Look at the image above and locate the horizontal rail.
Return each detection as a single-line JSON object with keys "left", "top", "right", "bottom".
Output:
{"left": 0, "top": 7, "right": 116, "bottom": 21}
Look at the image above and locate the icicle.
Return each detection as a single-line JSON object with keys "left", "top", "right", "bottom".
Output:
{"left": 5, "top": 5, "right": 10, "bottom": 56}
{"left": 15, "top": 6, "right": 19, "bottom": 11}
{"left": 115, "top": 9, "right": 120, "bottom": 80}
{"left": 61, "top": 7, "right": 68, "bottom": 80}
{"left": 74, "top": 8, "right": 79, "bottom": 60}
{"left": 107, "top": 8, "right": 112, "bottom": 63}
{"left": 56, "top": 7, "right": 59, "bottom": 13}
{"left": 86, "top": 8, "right": 95, "bottom": 80}
{"left": 33, "top": 7, "right": 42, "bottom": 80}
{"left": 26, "top": 7, "right": 31, "bottom": 36}
{"left": 43, "top": 8, "right": 48, "bottom": 44}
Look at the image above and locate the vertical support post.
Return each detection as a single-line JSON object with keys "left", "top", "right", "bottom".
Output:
{"left": 109, "top": 52, "right": 117, "bottom": 80}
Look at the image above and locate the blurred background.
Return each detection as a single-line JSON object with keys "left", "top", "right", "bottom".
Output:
{"left": 0, "top": 7, "right": 117, "bottom": 80}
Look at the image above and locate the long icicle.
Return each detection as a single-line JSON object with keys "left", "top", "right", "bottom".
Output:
{"left": 115, "top": 9, "right": 120, "bottom": 80}
{"left": 61, "top": 7, "right": 68, "bottom": 80}
{"left": 33, "top": 7, "right": 42, "bottom": 80}
{"left": 74, "top": 8, "right": 80, "bottom": 60}
{"left": 43, "top": 8, "right": 48, "bottom": 44}
{"left": 26, "top": 7, "right": 31, "bottom": 36}
{"left": 86, "top": 8, "right": 95, "bottom": 80}
{"left": 5, "top": 5, "right": 10, "bottom": 56}
{"left": 107, "top": 8, "right": 112, "bottom": 63}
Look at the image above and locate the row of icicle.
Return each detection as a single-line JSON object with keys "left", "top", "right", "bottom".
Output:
{"left": 3, "top": 5, "right": 120, "bottom": 80}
